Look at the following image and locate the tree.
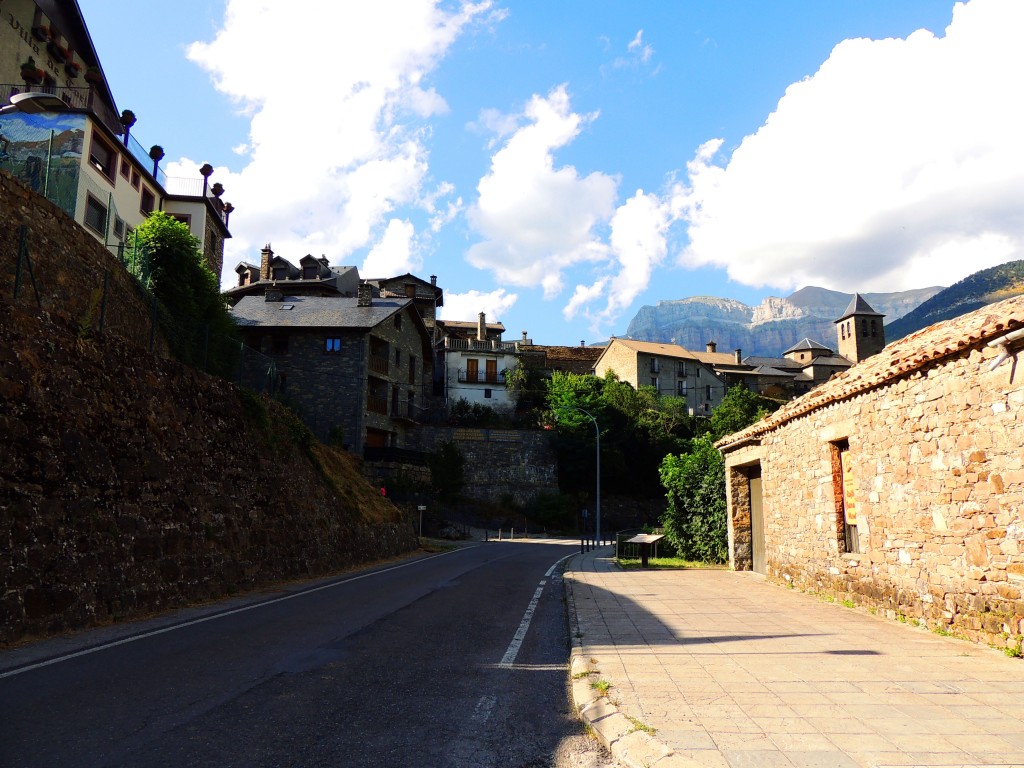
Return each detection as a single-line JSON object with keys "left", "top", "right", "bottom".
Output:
{"left": 659, "top": 436, "right": 727, "bottom": 562}
{"left": 709, "top": 385, "right": 776, "bottom": 441}
{"left": 131, "top": 211, "right": 237, "bottom": 376}
{"left": 428, "top": 440, "right": 465, "bottom": 501}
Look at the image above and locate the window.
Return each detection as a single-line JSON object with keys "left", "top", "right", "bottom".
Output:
{"left": 649, "top": 358, "right": 660, "bottom": 373}
{"left": 484, "top": 389, "right": 492, "bottom": 399}
{"left": 870, "top": 319, "right": 877, "bottom": 338}
{"left": 272, "top": 266, "right": 287, "bottom": 281}
{"left": 394, "top": 311, "right": 402, "bottom": 330}
{"left": 395, "top": 348, "right": 401, "bottom": 366}
{"left": 841, "top": 325, "right": 846, "bottom": 340}
{"left": 83, "top": 193, "right": 107, "bottom": 235}
{"left": 140, "top": 187, "right": 155, "bottom": 215}
{"left": 832, "top": 440, "right": 860, "bottom": 553}
{"left": 404, "top": 284, "right": 416, "bottom": 297}
{"left": 113, "top": 216, "right": 125, "bottom": 240}
{"left": 677, "top": 380, "right": 688, "bottom": 396}
{"left": 706, "top": 385, "right": 712, "bottom": 399}
{"left": 119, "top": 156, "right": 131, "bottom": 180}
{"left": 408, "top": 356, "right": 416, "bottom": 384}
{"left": 325, "top": 337, "right": 341, "bottom": 353}
{"left": 131, "top": 169, "right": 140, "bottom": 190}
{"left": 169, "top": 213, "right": 191, "bottom": 228}
{"left": 303, "top": 265, "right": 318, "bottom": 279}
{"left": 88, "top": 132, "right": 117, "bottom": 182}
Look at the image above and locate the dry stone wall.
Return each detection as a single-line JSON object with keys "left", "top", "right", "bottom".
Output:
{"left": 0, "top": 173, "right": 417, "bottom": 645}
{"left": 752, "top": 343, "right": 1024, "bottom": 648}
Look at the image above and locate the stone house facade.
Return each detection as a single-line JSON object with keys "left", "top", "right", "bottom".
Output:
{"left": 594, "top": 338, "right": 729, "bottom": 416}
{"left": 717, "top": 295, "right": 1024, "bottom": 648}
{"left": 230, "top": 287, "right": 433, "bottom": 453}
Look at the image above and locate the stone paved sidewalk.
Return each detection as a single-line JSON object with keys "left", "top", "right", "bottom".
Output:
{"left": 565, "top": 549, "right": 1024, "bottom": 768}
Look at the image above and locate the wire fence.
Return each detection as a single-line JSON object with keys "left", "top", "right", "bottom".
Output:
{"left": 6, "top": 218, "right": 284, "bottom": 393}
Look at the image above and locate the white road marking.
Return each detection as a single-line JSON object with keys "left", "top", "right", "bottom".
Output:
{"left": 498, "top": 552, "right": 576, "bottom": 669}
{"left": 0, "top": 548, "right": 469, "bottom": 680}
{"left": 471, "top": 694, "right": 497, "bottom": 723}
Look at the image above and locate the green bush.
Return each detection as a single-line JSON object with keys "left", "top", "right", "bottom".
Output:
{"left": 659, "top": 436, "right": 727, "bottom": 563}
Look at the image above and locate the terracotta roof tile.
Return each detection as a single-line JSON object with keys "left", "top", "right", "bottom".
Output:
{"left": 717, "top": 294, "right": 1024, "bottom": 451}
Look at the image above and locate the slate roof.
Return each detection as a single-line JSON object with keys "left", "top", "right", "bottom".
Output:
{"left": 717, "top": 294, "right": 1024, "bottom": 452}
{"left": 783, "top": 338, "right": 833, "bottom": 354}
{"left": 837, "top": 293, "right": 884, "bottom": 320}
{"left": 230, "top": 294, "right": 409, "bottom": 329}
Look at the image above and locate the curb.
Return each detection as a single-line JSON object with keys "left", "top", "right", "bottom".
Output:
{"left": 564, "top": 563, "right": 698, "bottom": 768}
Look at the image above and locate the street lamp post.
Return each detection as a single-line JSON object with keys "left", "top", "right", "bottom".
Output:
{"left": 556, "top": 406, "right": 601, "bottom": 546}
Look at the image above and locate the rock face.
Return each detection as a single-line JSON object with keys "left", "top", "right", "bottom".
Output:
{"left": 624, "top": 286, "right": 944, "bottom": 357}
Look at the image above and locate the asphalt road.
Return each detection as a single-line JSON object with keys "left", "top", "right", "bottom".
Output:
{"left": 0, "top": 541, "right": 605, "bottom": 768}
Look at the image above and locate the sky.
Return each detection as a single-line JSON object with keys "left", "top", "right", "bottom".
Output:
{"left": 75, "top": 0, "right": 1024, "bottom": 346}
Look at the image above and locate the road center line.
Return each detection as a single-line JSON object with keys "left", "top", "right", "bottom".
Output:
{"left": 0, "top": 548, "right": 468, "bottom": 680}
{"left": 498, "top": 552, "right": 576, "bottom": 669}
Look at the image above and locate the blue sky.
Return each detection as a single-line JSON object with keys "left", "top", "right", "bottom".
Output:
{"left": 76, "top": 0, "right": 1024, "bottom": 345}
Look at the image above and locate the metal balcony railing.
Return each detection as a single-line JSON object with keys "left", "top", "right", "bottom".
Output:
{"left": 444, "top": 337, "right": 519, "bottom": 353}
{"left": 368, "top": 355, "right": 389, "bottom": 376}
{"left": 367, "top": 395, "right": 388, "bottom": 414}
{"left": 457, "top": 369, "right": 505, "bottom": 384}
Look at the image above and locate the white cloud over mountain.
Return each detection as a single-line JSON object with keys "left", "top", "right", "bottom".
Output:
{"left": 675, "top": 0, "right": 1024, "bottom": 293}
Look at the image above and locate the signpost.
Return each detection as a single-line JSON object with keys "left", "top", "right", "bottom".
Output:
{"left": 417, "top": 505, "right": 426, "bottom": 538}
{"left": 626, "top": 533, "right": 665, "bottom": 568}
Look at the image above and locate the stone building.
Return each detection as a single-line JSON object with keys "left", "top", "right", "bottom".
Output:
{"left": 593, "top": 338, "right": 729, "bottom": 416}
{"left": 717, "top": 295, "right": 1024, "bottom": 647}
{"left": 230, "top": 285, "right": 433, "bottom": 453}
{"left": 225, "top": 245, "right": 360, "bottom": 304}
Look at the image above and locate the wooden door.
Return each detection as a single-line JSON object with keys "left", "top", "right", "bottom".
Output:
{"left": 466, "top": 358, "right": 479, "bottom": 382}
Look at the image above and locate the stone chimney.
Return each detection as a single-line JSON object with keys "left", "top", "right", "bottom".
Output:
{"left": 477, "top": 312, "right": 486, "bottom": 341}
{"left": 706, "top": 341, "right": 717, "bottom": 354}
{"left": 581, "top": 340, "right": 585, "bottom": 347}
{"left": 734, "top": 349, "right": 742, "bottom": 365}
{"left": 260, "top": 244, "right": 273, "bottom": 281}
{"left": 430, "top": 275, "right": 437, "bottom": 287}
{"left": 357, "top": 283, "right": 372, "bottom": 307}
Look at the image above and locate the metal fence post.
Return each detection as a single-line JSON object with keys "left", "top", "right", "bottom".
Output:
{"left": 99, "top": 270, "right": 109, "bottom": 334}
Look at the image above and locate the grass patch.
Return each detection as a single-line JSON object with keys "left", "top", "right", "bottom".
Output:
{"left": 842, "top": 599, "right": 855, "bottom": 609}
{"left": 418, "top": 538, "right": 458, "bottom": 554}
{"left": 1005, "top": 645, "right": 1022, "bottom": 658}
{"left": 590, "top": 679, "right": 612, "bottom": 696}
{"left": 626, "top": 715, "right": 656, "bottom": 735}
{"left": 617, "top": 556, "right": 726, "bottom": 570}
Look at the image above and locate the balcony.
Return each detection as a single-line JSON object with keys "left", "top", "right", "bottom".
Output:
{"left": 457, "top": 369, "right": 505, "bottom": 385}
{"left": 368, "top": 355, "right": 389, "bottom": 376}
{"left": 445, "top": 337, "right": 519, "bottom": 353}
{"left": 367, "top": 394, "right": 388, "bottom": 414}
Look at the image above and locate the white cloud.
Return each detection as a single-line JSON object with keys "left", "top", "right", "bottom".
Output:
{"left": 184, "top": 0, "right": 496, "bottom": 285}
{"left": 612, "top": 29, "right": 655, "bottom": 70}
{"left": 361, "top": 218, "right": 420, "bottom": 277}
{"left": 440, "top": 288, "right": 518, "bottom": 322}
{"left": 677, "top": 0, "right": 1024, "bottom": 293}
{"left": 466, "top": 85, "right": 617, "bottom": 297}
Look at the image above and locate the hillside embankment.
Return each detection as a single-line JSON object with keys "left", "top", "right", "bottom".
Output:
{"left": 0, "top": 173, "right": 417, "bottom": 646}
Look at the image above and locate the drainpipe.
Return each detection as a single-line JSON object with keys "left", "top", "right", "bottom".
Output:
{"left": 987, "top": 327, "right": 1024, "bottom": 371}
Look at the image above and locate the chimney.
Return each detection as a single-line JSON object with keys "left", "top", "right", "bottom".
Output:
{"left": 581, "top": 340, "right": 585, "bottom": 347}
{"left": 706, "top": 341, "right": 717, "bottom": 354}
{"left": 357, "top": 283, "right": 372, "bottom": 307}
{"left": 477, "top": 312, "right": 486, "bottom": 341}
{"left": 430, "top": 275, "right": 437, "bottom": 287}
{"left": 522, "top": 331, "right": 528, "bottom": 343}
{"left": 734, "top": 348, "right": 742, "bottom": 365}
{"left": 260, "top": 244, "right": 273, "bottom": 281}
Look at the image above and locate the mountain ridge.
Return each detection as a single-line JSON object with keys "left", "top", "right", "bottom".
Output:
{"left": 622, "top": 286, "right": 944, "bottom": 357}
